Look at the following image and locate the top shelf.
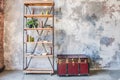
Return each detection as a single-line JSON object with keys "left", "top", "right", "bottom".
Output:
{"left": 24, "top": 1, "right": 54, "bottom": 6}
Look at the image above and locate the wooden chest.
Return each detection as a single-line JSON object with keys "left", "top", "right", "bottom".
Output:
{"left": 57, "top": 54, "right": 89, "bottom": 76}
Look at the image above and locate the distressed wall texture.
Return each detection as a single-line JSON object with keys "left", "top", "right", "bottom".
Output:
{"left": 4, "top": 0, "right": 120, "bottom": 70}
{"left": 4, "top": 0, "right": 23, "bottom": 70}
{"left": 0, "top": 0, "right": 4, "bottom": 69}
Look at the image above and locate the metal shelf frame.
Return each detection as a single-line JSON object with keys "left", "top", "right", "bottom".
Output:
{"left": 23, "top": 1, "right": 54, "bottom": 74}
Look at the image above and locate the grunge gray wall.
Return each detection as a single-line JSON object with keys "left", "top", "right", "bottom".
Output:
{"left": 4, "top": 0, "right": 120, "bottom": 70}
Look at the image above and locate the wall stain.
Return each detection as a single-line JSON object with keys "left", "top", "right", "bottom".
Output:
{"left": 55, "top": 30, "right": 68, "bottom": 54}
{"left": 97, "top": 26, "right": 104, "bottom": 32}
{"left": 86, "top": 14, "right": 97, "bottom": 26}
{"left": 100, "top": 37, "right": 115, "bottom": 47}
{"left": 107, "top": 51, "right": 120, "bottom": 68}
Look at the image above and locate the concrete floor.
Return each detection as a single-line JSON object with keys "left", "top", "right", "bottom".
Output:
{"left": 0, "top": 70, "right": 120, "bottom": 80}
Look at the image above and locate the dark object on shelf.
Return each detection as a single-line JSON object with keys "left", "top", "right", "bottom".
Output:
{"left": 44, "top": 25, "right": 52, "bottom": 28}
{"left": 57, "top": 54, "right": 89, "bottom": 76}
{"left": 26, "top": 18, "right": 38, "bottom": 28}
{"left": 27, "top": 35, "right": 34, "bottom": 42}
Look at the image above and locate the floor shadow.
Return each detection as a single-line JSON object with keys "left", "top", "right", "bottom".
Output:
{"left": 90, "top": 70, "right": 108, "bottom": 76}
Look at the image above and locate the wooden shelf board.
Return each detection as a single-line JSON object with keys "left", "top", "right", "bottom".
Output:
{"left": 25, "top": 54, "right": 53, "bottom": 58}
{"left": 24, "top": 69, "right": 54, "bottom": 74}
{"left": 24, "top": 14, "right": 53, "bottom": 18}
{"left": 25, "top": 68, "right": 53, "bottom": 71}
{"left": 24, "top": 1, "right": 54, "bottom": 6}
{"left": 24, "top": 41, "right": 52, "bottom": 44}
{"left": 24, "top": 28, "right": 53, "bottom": 30}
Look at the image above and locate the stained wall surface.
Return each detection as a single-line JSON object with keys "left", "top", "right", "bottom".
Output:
{"left": 0, "top": 0, "right": 4, "bottom": 69}
{"left": 4, "top": 0, "right": 120, "bottom": 70}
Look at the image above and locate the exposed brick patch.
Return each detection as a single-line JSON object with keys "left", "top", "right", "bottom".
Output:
{"left": 0, "top": 0, "right": 4, "bottom": 70}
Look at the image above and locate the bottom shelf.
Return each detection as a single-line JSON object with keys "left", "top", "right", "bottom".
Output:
{"left": 24, "top": 68, "right": 54, "bottom": 74}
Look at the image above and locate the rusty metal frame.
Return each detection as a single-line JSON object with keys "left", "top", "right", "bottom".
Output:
{"left": 23, "top": 2, "right": 54, "bottom": 74}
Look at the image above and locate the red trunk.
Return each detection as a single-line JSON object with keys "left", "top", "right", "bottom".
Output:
{"left": 57, "top": 59, "right": 67, "bottom": 75}
{"left": 79, "top": 59, "right": 89, "bottom": 75}
{"left": 57, "top": 54, "right": 89, "bottom": 76}
{"left": 68, "top": 59, "right": 79, "bottom": 75}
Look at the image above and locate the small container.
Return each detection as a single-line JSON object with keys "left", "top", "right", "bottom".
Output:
{"left": 27, "top": 35, "right": 29, "bottom": 42}
{"left": 46, "top": 10, "right": 49, "bottom": 15}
